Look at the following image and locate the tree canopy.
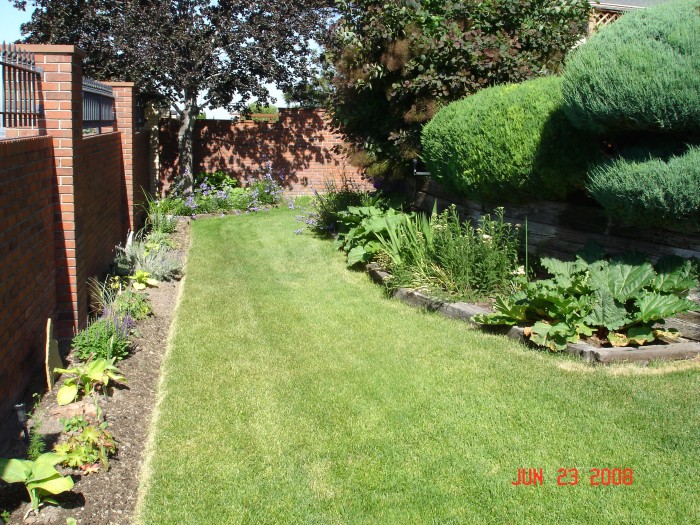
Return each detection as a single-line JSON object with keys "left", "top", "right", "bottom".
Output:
{"left": 324, "top": 0, "right": 591, "bottom": 179}
{"left": 11, "top": 0, "right": 331, "bottom": 188}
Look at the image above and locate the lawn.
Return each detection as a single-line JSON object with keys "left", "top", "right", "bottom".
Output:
{"left": 136, "top": 208, "right": 699, "bottom": 524}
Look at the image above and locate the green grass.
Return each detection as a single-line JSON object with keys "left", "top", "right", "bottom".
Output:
{"left": 136, "top": 208, "right": 700, "bottom": 524}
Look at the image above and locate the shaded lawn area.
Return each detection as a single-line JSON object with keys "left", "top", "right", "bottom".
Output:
{"left": 136, "top": 208, "right": 699, "bottom": 524}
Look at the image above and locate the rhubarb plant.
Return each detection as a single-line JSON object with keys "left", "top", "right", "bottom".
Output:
{"left": 474, "top": 247, "right": 698, "bottom": 351}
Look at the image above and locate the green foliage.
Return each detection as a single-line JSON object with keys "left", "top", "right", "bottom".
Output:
{"left": 143, "top": 191, "right": 178, "bottom": 234}
{"left": 379, "top": 206, "right": 522, "bottom": 301}
{"left": 55, "top": 358, "right": 126, "bottom": 406}
{"left": 128, "top": 270, "right": 159, "bottom": 291}
{"left": 27, "top": 426, "right": 46, "bottom": 462}
{"left": 333, "top": 206, "right": 408, "bottom": 267}
{"left": 162, "top": 163, "right": 284, "bottom": 215}
{"left": 327, "top": 0, "right": 590, "bottom": 177}
{"left": 562, "top": 0, "right": 700, "bottom": 134}
{"left": 55, "top": 421, "right": 117, "bottom": 473}
{"left": 193, "top": 171, "right": 239, "bottom": 191}
{"left": 587, "top": 146, "right": 700, "bottom": 231}
{"left": 115, "top": 240, "right": 183, "bottom": 282}
{"left": 475, "top": 248, "right": 699, "bottom": 350}
{"left": 113, "top": 289, "right": 152, "bottom": 320}
{"left": 301, "top": 179, "right": 385, "bottom": 235}
{"left": 0, "top": 453, "right": 74, "bottom": 513}
{"left": 422, "top": 76, "right": 599, "bottom": 201}
{"left": 72, "top": 316, "right": 131, "bottom": 362}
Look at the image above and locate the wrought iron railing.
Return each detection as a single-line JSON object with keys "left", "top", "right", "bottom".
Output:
{"left": 82, "top": 77, "right": 115, "bottom": 134}
{"left": 0, "top": 43, "right": 43, "bottom": 137}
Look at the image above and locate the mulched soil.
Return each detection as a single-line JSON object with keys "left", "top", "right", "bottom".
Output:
{"left": 0, "top": 221, "right": 190, "bottom": 525}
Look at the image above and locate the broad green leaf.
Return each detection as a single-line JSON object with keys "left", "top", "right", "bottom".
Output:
{"left": 492, "top": 296, "right": 529, "bottom": 322}
{"left": 27, "top": 472, "right": 74, "bottom": 495}
{"left": 589, "top": 261, "right": 655, "bottom": 302}
{"left": 133, "top": 282, "right": 146, "bottom": 291}
{"left": 652, "top": 256, "right": 698, "bottom": 293}
{"left": 57, "top": 384, "right": 79, "bottom": 406}
{"left": 584, "top": 290, "right": 629, "bottom": 330}
{"left": 346, "top": 246, "right": 368, "bottom": 267}
{"left": 33, "top": 453, "right": 65, "bottom": 468}
{"left": 635, "top": 293, "right": 698, "bottom": 323}
{"left": 626, "top": 325, "right": 655, "bottom": 345}
{"left": 0, "top": 458, "right": 32, "bottom": 483}
{"left": 540, "top": 257, "right": 579, "bottom": 279}
{"left": 145, "top": 278, "right": 159, "bottom": 287}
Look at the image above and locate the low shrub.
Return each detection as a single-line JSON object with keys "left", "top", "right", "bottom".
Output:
{"left": 562, "top": 0, "right": 700, "bottom": 134}
{"left": 422, "top": 76, "right": 599, "bottom": 202}
{"left": 300, "top": 178, "right": 385, "bottom": 235}
{"left": 587, "top": 146, "right": 700, "bottom": 231}
{"left": 115, "top": 240, "right": 183, "bottom": 281}
{"left": 72, "top": 314, "right": 133, "bottom": 361}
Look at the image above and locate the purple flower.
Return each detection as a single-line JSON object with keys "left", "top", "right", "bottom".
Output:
{"left": 294, "top": 228, "right": 304, "bottom": 234}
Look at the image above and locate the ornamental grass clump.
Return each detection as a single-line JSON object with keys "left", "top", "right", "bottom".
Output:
{"left": 378, "top": 206, "right": 521, "bottom": 301}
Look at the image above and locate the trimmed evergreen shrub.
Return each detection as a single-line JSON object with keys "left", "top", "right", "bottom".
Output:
{"left": 587, "top": 146, "right": 700, "bottom": 231}
{"left": 421, "top": 76, "right": 599, "bottom": 202}
{"left": 563, "top": 0, "right": 700, "bottom": 134}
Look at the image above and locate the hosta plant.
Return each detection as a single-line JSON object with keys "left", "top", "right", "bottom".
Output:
{"left": 0, "top": 453, "right": 74, "bottom": 516}
{"left": 128, "top": 270, "right": 159, "bottom": 291}
{"left": 54, "top": 358, "right": 126, "bottom": 406}
{"left": 55, "top": 421, "right": 117, "bottom": 473}
{"left": 474, "top": 246, "right": 698, "bottom": 351}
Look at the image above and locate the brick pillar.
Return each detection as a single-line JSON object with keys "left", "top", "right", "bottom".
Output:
{"left": 108, "top": 82, "right": 138, "bottom": 233}
{"left": 19, "top": 45, "right": 85, "bottom": 338}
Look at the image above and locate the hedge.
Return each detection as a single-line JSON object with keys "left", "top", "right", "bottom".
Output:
{"left": 421, "top": 76, "right": 598, "bottom": 202}
{"left": 587, "top": 146, "right": 700, "bottom": 231}
{"left": 562, "top": 0, "right": 700, "bottom": 134}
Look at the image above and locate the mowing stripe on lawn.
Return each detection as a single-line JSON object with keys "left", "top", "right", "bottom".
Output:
{"left": 136, "top": 208, "right": 699, "bottom": 525}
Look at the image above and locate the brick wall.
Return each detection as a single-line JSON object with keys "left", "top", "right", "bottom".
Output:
{"left": 0, "top": 45, "right": 151, "bottom": 423}
{"left": 159, "top": 109, "right": 371, "bottom": 195}
{"left": 0, "top": 136, "right": 57, "bottom": 418}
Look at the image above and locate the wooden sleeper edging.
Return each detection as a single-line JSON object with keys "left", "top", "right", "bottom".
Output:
{"left": 365, "top": 263, "right": 700, "bottom": 365}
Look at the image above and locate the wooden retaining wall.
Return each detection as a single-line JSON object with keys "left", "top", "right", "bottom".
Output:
{"left": 412, "top": 177, "right": 700, "bottom": 261}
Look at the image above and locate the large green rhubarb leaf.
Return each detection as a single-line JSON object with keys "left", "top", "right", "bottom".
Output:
{"left": 584, "top": 289, "right": 630, "bottom": 330}
{"left": 635, "top": 292, "right": 698, "bottom": 323}
{"left": 589, "top": 261, "right": 655, "bottom": 302}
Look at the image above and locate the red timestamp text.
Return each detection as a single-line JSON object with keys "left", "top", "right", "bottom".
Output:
{"left": 511, "top": 468, "right": 634, "bottom": 486}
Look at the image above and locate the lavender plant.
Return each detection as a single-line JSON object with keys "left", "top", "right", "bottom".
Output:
{"left": 72, "top": 312, "right": 134, "bottom": 362}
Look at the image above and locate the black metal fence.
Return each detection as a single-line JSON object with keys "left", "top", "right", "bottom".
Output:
{"left": 0, "top": 42, "right": 43, "bottom": 137}
{"left": 82, "top": 77, "right": 115, "bottom": 135}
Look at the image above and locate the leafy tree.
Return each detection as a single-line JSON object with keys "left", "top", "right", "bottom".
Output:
{"left": 10, "top": 0, "right": 331, "bottom": 190}
{"left": 324, "top": 0, "right": 591, "bottom": 179}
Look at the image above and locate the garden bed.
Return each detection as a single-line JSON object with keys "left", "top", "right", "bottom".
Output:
{"left": 366, "top": 263, "right": 700, "bottom": 365}
{"left": 0, "top": 221, "right": 189, "bottom": 524}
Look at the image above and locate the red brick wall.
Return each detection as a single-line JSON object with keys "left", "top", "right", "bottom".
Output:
{"left": 0, "top": 136, "right": 57, "bottom": 418}
{"left": 0, "top": 45, "right": 151, "bottom": 423}
{"left": 74, "top": 133, "right": 127, "bottom": 320}
{"left": 159, "top": 109, "right": 370, "bottom": 195}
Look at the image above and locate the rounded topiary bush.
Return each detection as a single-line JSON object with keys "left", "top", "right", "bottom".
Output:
{"left": 562, "top": 0, "right": 700, "bottom": 134}
{"left": 587, "top": 145, "right": 700, "bottom": 231}
{"left": 421, "top": 76, "right": 599, "bottom": 202}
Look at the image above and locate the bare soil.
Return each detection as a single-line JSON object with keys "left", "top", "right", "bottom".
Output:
{"left": 0, "top": 221, "right": 190, "bottom": 525}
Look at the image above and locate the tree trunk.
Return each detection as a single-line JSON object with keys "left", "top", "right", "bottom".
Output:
{"left": 177, "top": 92, "right": 199, "bottom": 193}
